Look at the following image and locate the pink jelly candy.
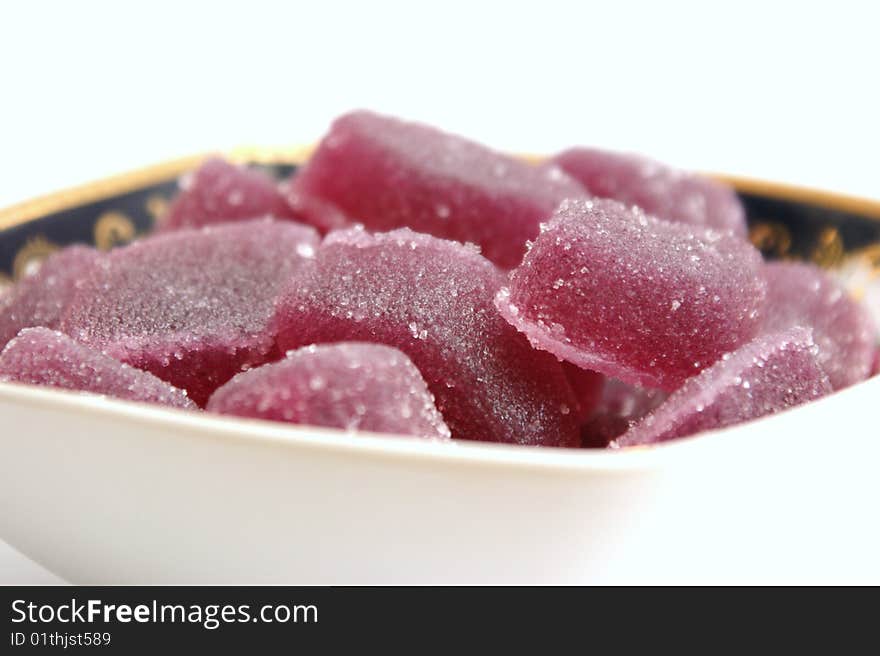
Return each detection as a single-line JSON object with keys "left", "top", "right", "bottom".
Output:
{"left": 271, "top": 227, "right": 580, "bottom": 447}
{"left": 0, "top": 245, "right": 99, "bottom": 350}
{"left": 552, "top": 147, "right": 747, "bottom": 237}
{"left": 495, "top": 198, "right": 767, "bottom": 391}
{"left": 581, "top": 379, "right": 668, "bottom": 447}
{"left": 161, "top": 157, "right": 300, "bottom": 231}
{"left": 0, "top": 328, "right": 196, "bottom": 409}
{"left": 61, "top": 219, "right": 320, "bottom": 406}
{"left": 561, "top": 362, "right": 604, "bottom": 422}
{"left": 762, "top": 262, "right": 876, "bottom": 390}
{"left": 208, "top": 342, "right": 451, "bottom": 439}
{"left": 615, "top": 327, "right": 832, "bottom": 447}
{"left": 286, "top": 110, "right": 587, "bottom": 268}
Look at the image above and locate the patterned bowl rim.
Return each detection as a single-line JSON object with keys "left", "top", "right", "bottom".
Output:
{"left": 2, "top": 146, "right": 879, "bottom": 232}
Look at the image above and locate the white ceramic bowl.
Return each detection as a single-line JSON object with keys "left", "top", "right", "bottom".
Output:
{"left": 1, "top": 152, "right": 878, "bottom": 583}
{"left": 1, "top": 376, "right": 879, "bottom": 584}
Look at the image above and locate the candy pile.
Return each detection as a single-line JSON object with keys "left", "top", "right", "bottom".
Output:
{"left": 0, "top": 110, "right": 875, "bottom": 447}
{"left": 270, "top": 227, "right": 580, "bottom": 446}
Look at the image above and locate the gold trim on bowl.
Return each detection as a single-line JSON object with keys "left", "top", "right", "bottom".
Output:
{"left": 711, "top": 173, "right": 880, "bottom": 222}
{"left": 0, "top": 145, "right": 316, "bottom": 232}
{"left": 1, "top": 146, "right": 879, "bottom": 285}
{"left": 1, "top": 146, "right": 878, "bottom": 232}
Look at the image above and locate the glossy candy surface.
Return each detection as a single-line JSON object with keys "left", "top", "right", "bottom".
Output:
{"left": 561, "top": 363, "right": 604, "bottom": 422}
{"left": 580, "top": 379, "right": 668, "bottom": 447}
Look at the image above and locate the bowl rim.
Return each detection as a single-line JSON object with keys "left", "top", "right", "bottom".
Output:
{"left": 2, "top": 374, "right": 878, "bottom": 474}
{"left": 0, "top": 146, "right": 314, "bottom": 231}
{"left": 2, "top": 146, "right": 880, "bottom": 232}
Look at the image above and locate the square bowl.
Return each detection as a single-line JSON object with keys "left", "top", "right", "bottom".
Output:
{"left": 1, "top": 150, "right": 878, "bottom": 584}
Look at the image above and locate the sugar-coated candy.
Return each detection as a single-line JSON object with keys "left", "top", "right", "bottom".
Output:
{"left": 207, "top": 342, "right": 451, "bottom": 439}
{"left": 615, "top": 327, "right": 832, "bottom": 447}
{"left": 496, "top": 199, "right": 767, "bottom": 390}
{"left": 763, "top": 262, "right": 876, "bottom": 390}
{"left": 286, "top": 110, "right": 587, "bottom": 268}
{"left": 161, "top": 157, "right": 300, "bottom": 231}
{"left": 552, "top": 148, "right": 747, "bottom": 237}
{"left": 0, "top": 328, "right": 196, "bottom": 409}
{"left": 560, "top": 362, "right": 604, "bottom": 422}
{"left": 0, "top": 246, "right": 99, "bottom": 350}
{"left": 61, "top": 219, "right": 320, "bottom": 406}
{"left": 580, "top": 379, "right": 668, "bottom": 447}
{"left": 271, "top": 227, "right": 580, "bottom": 447}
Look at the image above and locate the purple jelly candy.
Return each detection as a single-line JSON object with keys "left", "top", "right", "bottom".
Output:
{"left": 0, "top": 246, "right": 99, "bottom": 350}
{"left": 615, "top": 327, "right": 832, "bottom": 447}
{"left": 61, "top": 219, "right": 320, "bottom": 406}
{"left": 270, "top": 227, "right": 580, "bottom": 447}
{"left": 0, "top": 328, "right": 196, "bottom": 409}
{"left": 552, "top": 147, "right": 747, "bottom": 237}
{"left": 207, "top": 342, "right": 451, "bottom": 439}
{"left": 286, "top": 110, "right": 587, "bottom": 268}
{"left": 763, "top": 262, "right": 876, "bottom": 390}
{"left": 561, "top": 362, "right": 604, "bottom": 422}
{"left": 161, "top": 157, "right": 300, "bottom": 231}
{"left": 580, "top": 379, "right": 668, "bottom": 447}
{"left": 495, "top": 198, "right": 767, "bottom": 391}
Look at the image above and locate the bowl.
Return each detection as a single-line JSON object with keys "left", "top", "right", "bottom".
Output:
{"left": 1, "top": 150, "right": 878, "bottom": 584}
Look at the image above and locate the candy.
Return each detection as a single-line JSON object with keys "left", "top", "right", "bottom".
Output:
{"left": 496, "top": 199, "right": 767, "bottom": 391}
{"left": 552, "top": 147, "right": 747, "bottom": 236}
{"left": 560, "top": 362, "right": 604, "bottom": 422}
{"left": 0, "top": 328, "right": 195, "bottom": 409}
{"left": 286, "top": 110, "right": 587, "bottom": 268}
{"left": 763, "top": 262, "right": 876, "bottom": 390}
{"left": 207, "top": 342, "right": 450, "bottom": 439}
{"left": 271, "top": 227, "right": 580, "bottom": 447}
{"left": 61, "top": 219, "right": 320, "bottom": 406}
{"left": 161, "top": 157, "right": 300, "bottom": 231}
{"left": 0, "top": 246, "right": 99, "bottom": 350}
{"left": 580, "top": 379, "right": 668, "bottom": 447}
{"left": 614, "top": 327, "right": 832, "bottom": 447}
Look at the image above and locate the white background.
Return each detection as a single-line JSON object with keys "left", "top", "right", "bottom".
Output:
{"left": 1, "top": 1, "right": 878, "bottom": 583}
